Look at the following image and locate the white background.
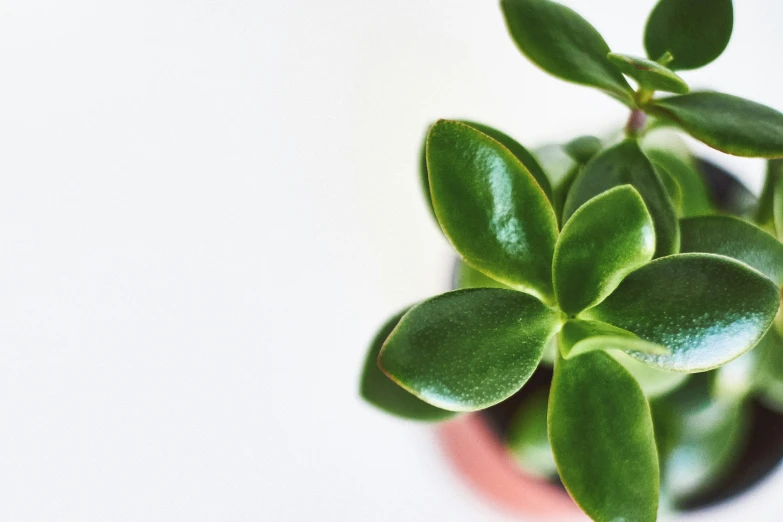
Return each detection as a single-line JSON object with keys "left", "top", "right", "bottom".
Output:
{"left": 1, "top": 0, "right": 783, "bottom": 520}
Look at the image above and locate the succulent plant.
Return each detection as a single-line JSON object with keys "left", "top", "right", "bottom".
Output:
{"left": 360, "top": 0, "right": 783, "bottom": 520}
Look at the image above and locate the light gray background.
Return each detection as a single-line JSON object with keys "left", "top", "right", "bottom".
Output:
{"left": 1, "top": 0, "right": 782, "bottom": 520}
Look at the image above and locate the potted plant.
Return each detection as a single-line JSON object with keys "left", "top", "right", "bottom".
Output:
{"left": 360, "top": 0, "right": 783, "bottom": 520}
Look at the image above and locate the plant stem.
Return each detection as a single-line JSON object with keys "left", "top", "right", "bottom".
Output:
{"left": 625, "top": 110, "right": 647, "bottom": 139}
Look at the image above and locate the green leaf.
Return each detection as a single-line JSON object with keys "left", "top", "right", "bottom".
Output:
{"left": 554, "top": 185, "right": 655, "bottom": 315}
{"left": 644, "top": 149, "right": 714, "bottom": 218}
{"left": 453, "top": 259, "right": 510, "bottom": 290}
{"left": 607, "top": 53, "right": 689, "bottom": 94}
{"left": 360, "top": 309, "right": 457, "bottom": 421}
{"left": 756, "top": 159, "right": 783, "bottom": 232}
{"left": 563, "top": 139, "right": 680, "bottom": 257}
{"left": 501, "top": 0, "right": 633, "bottom": 105}
{"left": 679, "top": 215, "right": 783, "bottom": 286}
{"left": 654, "top": 162, "right": 683, "bottom": 214}
{"left": 564, "top": 135, "right": 602, "bottom": 164}
{"left": 585, "top": 254, "right": 781, "bottom": 372}
{"left": 649, "top": 92, "right": 783, "bottom": 158}
{"left": 549, "top": 351, "right": 659, "bottom": 522}
{"left": 776, "top": 170, "right": 783, "bottom": 241}
{"left": 711, "top": 348, "right": 760, "bottom": 401}
{"left": 644, "top": 0, "right": 733, "bottom": 71}
{"left": 652, "top": 375, "right": 749, "bottom": 505}
{"left": 506, "top": 388, "right": 557, "bottom": 478}
{"left": 419, "top": 121, "right": 553, "bottom": 220}
{"left": 611, "top": 351, "right": 688, "bottom": 398}
{"left": 559, "top": 319, "right": 668, "bottom": 360}
{"left": 379, "top": 288, "right": 560, "bottom": 411}
{"left": 427, "top": 120, "right": 559, "bottom": 303}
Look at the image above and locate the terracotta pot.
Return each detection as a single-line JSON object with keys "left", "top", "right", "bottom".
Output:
{"left": 437, "top": 414, "right": 586, "bottom": 521}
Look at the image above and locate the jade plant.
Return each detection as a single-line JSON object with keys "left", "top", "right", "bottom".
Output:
{"left": 360, "top": 0, "right": 783, "bottom": 520}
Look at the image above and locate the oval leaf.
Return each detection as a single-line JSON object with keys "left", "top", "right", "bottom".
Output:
{"left": 607, "top": 53, "right": 689, "bottom": 94}
{"left": 564, "top": 135, "right": 602, "bottom": 164}
{"left": 644, "top": 0, "right": 733, "bottom": 71}
{"left": 649, "top": 92, "right": 783, "bottom": 158}
{"left": 554, "top": 185, "right": 655, "bottom": 315}
{"left": 680, "top": 215, "right": 783, "bottom": 286}
{"left": 360, "top": 309, "right": 456, "bottom": 421}
{"left": 379, "top": 288, "right": 560, "bottom": 411}
{"left": 501, "top": 0, "right": 633, "bottom": 105}
{"left": 645, "top": 149, "right": 714, "bottom": 218}
{"left": 427, "top": 120, "right": 559, "bottom": 302}
{"left": 586, "top": 254, "right": 781, "bottom": 372}
{"left": 563, "top": 139, "right": 680, "bottom": 257}
{"left": 549, "top": 351, "right": 659, "bottom": 522}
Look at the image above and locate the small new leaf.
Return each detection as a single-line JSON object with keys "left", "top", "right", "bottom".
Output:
{"left": 427, "top": 120, "right": 559, "bottom": 302}
{"left": 607, "top": 53, "right": 689, "bottom": 94}
{"left": 501, "top": 0, "right": 634, "bottom": 106}
{"left": 644, "top": 0, "right": 733, "bottom": 71}
{"left": 586, "top": 254, "right": 781, "bottom": 372}
{"left": 649, "top": 92, "right": 783, "bottom": 158}
{"left": 361, "top": 309, "right": 457, "bottom": 421}
{"left": 379, "top": 289, "right": 560, "bottom": 411}
{"left": 559, "top": 319, "right": 668, "bottom": 360}
{"left": 554, "top": 185, "right": 655, "bottom": 316}
{"left": 549, "top": 351, "right": 659, "bottom": 522}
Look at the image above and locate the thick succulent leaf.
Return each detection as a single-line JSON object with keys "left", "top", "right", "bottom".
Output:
{"left": 462, "top": 121, "right": 553, "bottom": 202}
{"left": 652, "top": 375, "right": 749, "bottom": 505}
{"left": 564, "top": 135, "right": 602, "bottom": 164}
{"left": 506, "top": 388, "right": 557, "bottom": 478}
{"left": 607, "top": 53, "right": 689, "bottom": 94}
{"left": 559, "top": 319, "right": 667, "bottom": 360}
{"left": 549, "top": 351, "right": 659, "bottom": 522}
{"left": 649, "top": 92, "right": 783, "bottom": 158}
{"left": 563, "top": 139, "right": 680, "bottom": 257}
{"left": 776, "top": 171, "right": 783, "bottom": 241}
{"left": 554, "top": 186, "right": 656, "bottom": 315}
{"left": 427, "top": 120, "right": 559, "bottom": 302}
{"left": 645, "top": 149, "right": 714, "bottom": 218}
{"left": 679, "top": 215, "right": 783, "bottom": 286}
{"left": 420, "top": 121, "right": 553, "bottom": 220}
{"left": 379, "top": 289, "right": 560, "bottom": 411}
{"left": 586, "top": 254, "right": 781, "bottom": 372}
{"left": 453, "top": 260, "right": 509, "bottom": 290}
{"left": 361, "top": 309, "right": 457, "bottom": 421}
{"left": 654, "top": 163, "right": 683, "bottom": 214}
{"left": 756, "top": 159, "right": 782, "bottom": 232}
{"left": 611, "top": 351, "right": 688, "bottom": 398}
{"left": 644, "top": 0, "right": 733, "bottom": 71}
{"left": 501, "top": 0, "right": 633, "bottom": 105}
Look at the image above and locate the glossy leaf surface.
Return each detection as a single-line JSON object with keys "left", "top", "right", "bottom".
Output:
{"left": 587, "top": 254, "right": 781, "bottom": 372}
{"left": 607, "top": 53, "right": 688, "bottom": 94}
{"left": 361, "top": 309, "right": 456, "bottom": 421}
{"left": 550, "top": 351, "right": 659, "bottom": 522}
{"left": 650, "top": 92, "right": 783, "bottom": 158}
{"left": 554, "top": 186, "right": 655, "bottom": 315}
{"left": 453, "top": 260, "right": 509, "bottom": 290}
{"left": 563, "top": 140, "right": 680, "bottom": 257}
{"left": 644, "top": 0, "right": 733, "bottom": 71}
{"left": 679, "top": 215, "right": 783, "bottom": 286}
{"left": 559, "top": 319, "right": 667, "bottom": 360}
{"left": 652, "top": 375, "right": 749, "bottom": 505}
{"left": 645, "top": 149, "right": 713, "bottom": 218}
{"left": 506, "top": 389, "right": 557, "bottom": 478}
{"left": 427, "top": 120, "right": 559, "bottom": 302}
{"left": 380, "top": 289, "right": 559, "bottom": 411}
{"left": 501, "top": 0, "right": 633, "bottom": 105}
